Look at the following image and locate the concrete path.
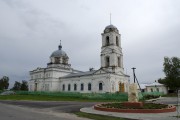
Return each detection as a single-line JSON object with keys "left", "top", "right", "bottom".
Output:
{"left": 81, "top": 107, "right": 178, "bottom": 120}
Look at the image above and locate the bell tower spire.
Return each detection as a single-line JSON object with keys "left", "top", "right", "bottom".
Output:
{"left": 59, "top": 40, "right": 62, "bottom": 50}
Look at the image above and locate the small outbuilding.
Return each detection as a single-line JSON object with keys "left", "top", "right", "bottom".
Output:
{"left": 145, "top": 82, "right": 168, "bottom": 94}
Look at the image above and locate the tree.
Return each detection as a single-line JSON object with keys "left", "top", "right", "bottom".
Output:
{"left": 163, "top": 57, "right": 180, "bottom": 90}
{"left": 20, "top": 80, "right": 28, "bottom": 91}
{"left": 0, "top": 76, "right": 9, "bottom": 90}
{"left": 12, "top": 80, "right": 29, "bottom": 91}
{"left": 12, "top": 81, "right": 21, "bottom": 91}
{"left": 158, "top": 78, "right": 166, "bottom": 84}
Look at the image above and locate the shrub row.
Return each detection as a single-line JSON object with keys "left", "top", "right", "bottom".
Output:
{"left": 15, "top": 91, "right": 128, "bottom": 101}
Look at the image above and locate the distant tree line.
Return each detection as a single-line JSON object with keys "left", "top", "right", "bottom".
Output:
{"left": 0, "top": 76, "right": 28, "bottom": 91}
{"left": 11, "top": 80, "right": 28, "bottom": 91}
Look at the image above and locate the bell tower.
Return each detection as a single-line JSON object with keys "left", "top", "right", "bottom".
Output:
{"left": 100, "top": 24, "right": 124, "bottom": 73}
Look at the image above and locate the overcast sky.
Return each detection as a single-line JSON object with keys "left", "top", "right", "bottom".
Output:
{"left": 0, "top": 0, "right": 179, "bottom": 88}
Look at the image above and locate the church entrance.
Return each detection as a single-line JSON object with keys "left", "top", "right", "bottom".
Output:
{"left": 119, "top": 83, "right": 125, "bottom": 92}
{"left": 34, "top": 83, "right": 37, "bottom": 91}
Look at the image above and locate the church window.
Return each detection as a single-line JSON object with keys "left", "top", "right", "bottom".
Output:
{"left": 99, "top": 83, "right": 103, "bottom": 91}
{"left": 63, "top": 58, "right": 66, "bottom": 64}
{"left": 55, "top": 57, "right": 60, "bottom": 64}
{"left": 68, "top": 84, "right": 71, "bottom": 91}
{"left": 46, "top": 74, "right": 48, "bottom": 78}
{"left": 105, "top": 56, "right": 110, "bottom": 67}
{"left": 150, "top": 88, "right": 153, "bottom": 92}
{"left": 74, "top": 84, "right": 77, "bottom": 91}
{"left": 118, "top": 57, "right": 120, "bottom": 67}
{"left": 88, "top": 83, "right": 91, "bottom": 91}
{"left": 106, "top": 36, "right": 110, "bottom": 46}
{"left": 116, "top": 36, "right": 119, "bottom": 46}
{"left": 62, "top": 84, "right": 65, "bottom": 91}
{"left": 111, "top": 81, "right": 115, "bottom": 92}
{"left": 156, "top": 88, "right": 159, "bottom": 92}
{"left": 81, "top": 83, "right": 84, "bottom": 91}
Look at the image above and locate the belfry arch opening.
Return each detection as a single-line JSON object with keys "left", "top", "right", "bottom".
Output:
{"left": 105, "top": 56, "right": 110, "bottom": 67}
{"left": 106, "top": 36, "right": 110, "bottom": 46}
{"left": 118, "top": 57, "right": 121, "bottom": 67}
{"left": 116, "top": 36, "right": 119, "bottom": 46}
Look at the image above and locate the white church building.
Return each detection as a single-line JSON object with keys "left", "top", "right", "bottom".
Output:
{"left": 29, "top": 24, "right": 130, "bottom": 93}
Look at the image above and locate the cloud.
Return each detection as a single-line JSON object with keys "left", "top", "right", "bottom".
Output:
{"left": 0, "top": 0, "right": 179, "bottom": 88}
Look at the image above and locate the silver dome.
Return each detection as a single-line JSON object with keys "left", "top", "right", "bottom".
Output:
{"left": 50, "top": 50, "right": 67, "bottom": 57}
{"left": 50, "top": 44, "right": 68, "bottom": 58}
{"left": 105, "top": 24, "right": 117, "bottom": 29}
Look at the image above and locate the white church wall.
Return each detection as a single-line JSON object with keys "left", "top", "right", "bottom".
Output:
{"left": 59, "top": 74, "right": 112, "bottom": 93}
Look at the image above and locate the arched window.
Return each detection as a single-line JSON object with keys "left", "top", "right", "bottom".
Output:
{"left": 105, "top": 56, "right": 110, "bottom": 67}
{"left": 88, "top": 83, "right": 91, "bottom": 91}
{"left": 150, "top": 88, "right": 153, "bottom": 92}
{"left": 118, "top": 57, "right": 120, "bottom": 67}
{"left": 111, "top": 81, "right": 115, "bottom": 92}
{"left": 99, "top": 82, "right": 103, "bottom": 91}
{"left": 116, "top": 36, "right": 119, "bottom": 46}
{"left": 68, "top": 84, "right": 71, "bottom": 91}
{"left": 156, "top": 88, "right": 159, "bottom": 92}
{"left": 81, "top": 83, "right": 84, "bottom": 91}
{"left": 74, "top": 84, "right": 77, "bottom": 91}
{"left": 55, "top": 57, "right": 60, "bottom": 64}
{"left": 63, "top": 58, "right": 66, "bottom": 64}
{"left": 62, "top": 84, "right": 65, "bottom": 91}
{"left": 106, "top": 36, "right": 110, "bottom": 46}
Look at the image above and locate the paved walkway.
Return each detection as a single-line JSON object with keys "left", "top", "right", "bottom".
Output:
{"left": 81, "top": 107, "right": 178, "bottom": 120}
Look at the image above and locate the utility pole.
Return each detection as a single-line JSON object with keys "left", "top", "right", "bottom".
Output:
{"left": 132, "top": 67, "right": 136, "bottom": 83}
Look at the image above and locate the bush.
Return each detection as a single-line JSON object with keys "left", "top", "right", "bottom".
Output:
{"left": 0, "top": 90, "right": 3, "bottom": 94}
{"left": 143, "top": 94, "right": 160, "bottom": 100}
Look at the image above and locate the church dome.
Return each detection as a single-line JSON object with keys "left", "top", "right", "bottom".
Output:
{"left": 50, "top": 44, "right": 68, "bottom": 58}
{"left": 105, "top": 24, "right": 117, "bottom": 29}
{"left": 104, "top": 24, "right": 119, "bottom": 33}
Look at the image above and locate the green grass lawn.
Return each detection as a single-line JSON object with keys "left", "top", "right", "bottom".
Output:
{"left": 75, "top": 112, "right": 130, "bottom": 120}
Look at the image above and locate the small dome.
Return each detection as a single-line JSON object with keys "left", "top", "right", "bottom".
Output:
{"left": 51, "top": 50, "right": 67, "bottom": 57}
{"left": 105, "top": 24, "right": 117, "bottom": 29}
{"left": 104, "top": 24, "right": 119, "bottom": 33}
{"left": 50, "top": 44, "right": 68, "bottom": 58}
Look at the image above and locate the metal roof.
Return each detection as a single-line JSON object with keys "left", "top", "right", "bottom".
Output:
{"left": 146, "top": 82, "right": 164, "bottom": 87}
{"left": 105, "top": 24, "right": 117, "bottom": 29}
{"left": 61, "top": 70, "right": 97, "bottom": 78}
{"left": 50, "top": 49, "right": 67, "bottom": 57}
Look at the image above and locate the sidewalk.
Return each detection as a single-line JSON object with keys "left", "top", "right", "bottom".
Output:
{"left": 80, "top": 107, "right": 178, "bottom": 120}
